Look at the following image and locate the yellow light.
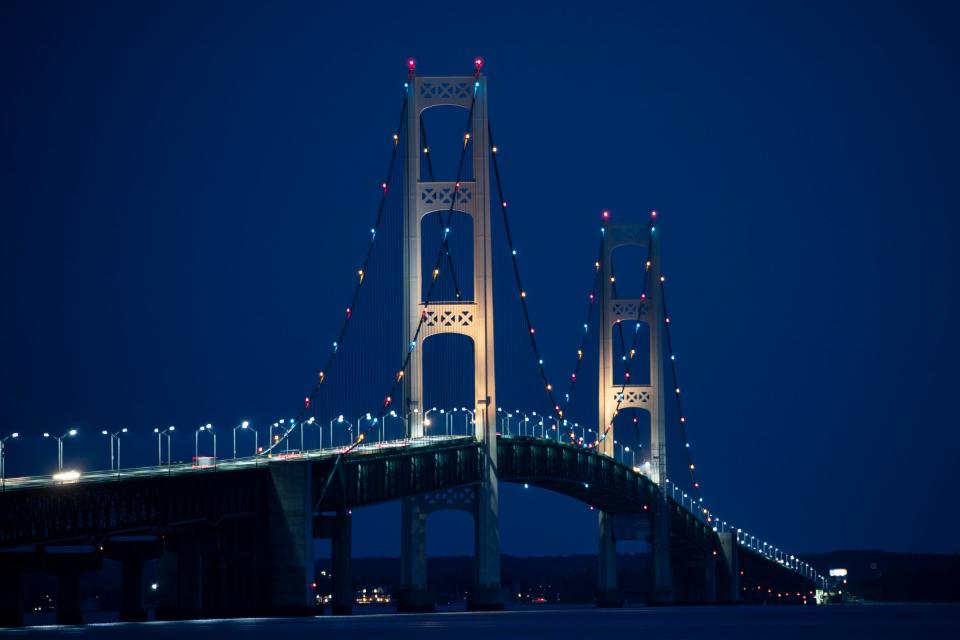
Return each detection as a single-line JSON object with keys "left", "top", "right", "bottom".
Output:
{"left": 646, "top": 260, "right": 651, "bottom": 268}
{"left": 318, "top": 371, "right": 325, "bottom": 381}
{"left": 423, "top": 147, "right": 429, "bottom": 154}
{"left": 53, "top": 470, "right": 80, "bottom": 482}
{"left": 690, "top": 463, "right": 695, "bottom": 470}
{"left": 577, "top": 349, "right": 583, "bottom": 360}
{"left": 546, "top": 384, "right": 553, "bottom": 391}
{"left": 357, "top": 269, "right": 364, "bottom": 283}
{"left": 520, "top": 291, "right": 527, "bottom": 298}
{"left": 492, "top": 146, "right": 498, "bottom": 153}
{"left": 609, "top": 276, "right": 615, "bottom": 283}
{"left": 433, "top": 268, "right": 440, "bottom": 279}
{"left": 392, "top": 134, "right": 398, "bottom": 142}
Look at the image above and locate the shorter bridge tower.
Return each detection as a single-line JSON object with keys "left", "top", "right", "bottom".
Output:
{"left": 596, "top": 220, "right": 673, "bottom": 604}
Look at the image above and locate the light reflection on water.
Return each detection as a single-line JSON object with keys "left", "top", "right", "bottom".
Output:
{"left": 6, "top": 604, "right": 959, "bottom": 639}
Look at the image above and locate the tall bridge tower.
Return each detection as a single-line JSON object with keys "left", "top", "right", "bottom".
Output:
{"left": 399, "top": 68, "right": 502, "bottom": 610}
{"left": 596, "top": 221, "right": 673, "bottom": 603}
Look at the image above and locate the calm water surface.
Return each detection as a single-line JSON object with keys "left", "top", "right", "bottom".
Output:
{"left": 3, "top": 605, "right": 958, "bottom": 639}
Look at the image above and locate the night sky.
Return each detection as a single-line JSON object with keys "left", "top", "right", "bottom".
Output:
{"left": 2, "top": 0, "right": 958, "bottom": 558}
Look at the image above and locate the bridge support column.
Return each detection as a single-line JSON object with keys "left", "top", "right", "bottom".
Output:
{"left": 268, "top": 461, "right": 316, "bottom": 616}
{"left": 157, "top": 533, "right": 205, "bottom": 620}
{"left": 705, "top": 552, "right": 718, "bottom": 603}
{"left": 596, "top": 511, "right": 623, "bottom": 607}
{"left": 717, "top": 532, "right": 740, "bottom": 602}
{"left": 0, "top": 569, "right": 23, "bottom": 627}
{"left": 120, "top": 558, "right": 146, "bottom": 621}
{"left": 44, "top": 550, "right": 101, "bottom": 626}
{"left": 466, "top": 428, "right": 504, "bottom": 611}
{"left": 650, "top": 496, "right": 674, "bottom": 604}
{"left": 398, "top": 497, "right": 433, "bottom": 612}
{"left": 56, "top": 569, "right": 82, "bottom": 625}
{"left": 330, "top": 510, "right": 352, "bottom": 616}
{"left": 103, "top": 538, "right": 162, "bottom": 622}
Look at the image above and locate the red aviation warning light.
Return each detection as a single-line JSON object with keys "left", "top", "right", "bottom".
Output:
{"left": 407, "top": 58, "right": 416, "bottom": 75}
{"left": 304, "top": 396, "right": 311, "bottom": 409}
{"left": 474, "top": 56, "right": 484, "bottom": 75}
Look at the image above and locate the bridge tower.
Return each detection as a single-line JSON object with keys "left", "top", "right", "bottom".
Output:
{"left": 596, "top": 221, "right": 673, "bottom": 604}
{"left": 399, "top": 68, "right": 501, "bottom": 611}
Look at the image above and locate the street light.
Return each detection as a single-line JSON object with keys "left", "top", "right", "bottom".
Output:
{"left": 153, "top": 426, "right": 175, "bottom": 466}
{"left": 43, "top": 429, "right": 77, "bottom": 471}
{"left": 1, "top": 432, "right": 19, "bottom": 491}
{"left": 425, "top": 407, "right": 443, "bottom": 436}
{"left": 233, "top": 421, "right": 251, "bottom": 459}
{"left": 329, "top": 415, "right": 351, "bottom": 448}
{"left": 195, "top": 424, "right": 216, "bottom": 461}
{"left": 515, "top": 411, "right": 530, "bottom": 437}
{"left": 386, "top": 410, "right": 405, "bottom": 441}
{"left": 460, "top": 407, "right": 475, "bottom": 435}
{"left": 100, "top": 428, "right": 128, "bottom": 472}
{"left": 358, "top": 413, "right": 375, "bottom": 442}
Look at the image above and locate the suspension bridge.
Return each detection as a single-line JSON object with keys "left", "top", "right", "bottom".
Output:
{"left": 0, "top": 59, "right": 825, "bottom": 626}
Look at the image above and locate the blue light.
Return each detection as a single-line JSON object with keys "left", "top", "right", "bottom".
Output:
{"left": 512, "top": 249, "right": 517, "bottom": 256}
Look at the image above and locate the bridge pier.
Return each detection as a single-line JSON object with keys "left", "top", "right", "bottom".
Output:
{"left": 44, "top": 549, "right": 102, "bottom": 626}
{"left": 397, "top": 497, "right": 433, "bottom": 612}
{"left": 466, "top": 422, "right": 504, "bottom": 611}
{"left": 102, "top": 538, "right": 162, "bottom": 622}
{"left": 596, "top": 511, "right": 623, "bottom": 607}
{"left": 331, "top": 510, "right": 352, "bottom": 615}
{"left": 650, "top": 495, "right": 674, "bottom": 604}
{"left": 156, "top": 531, "right": 208, "bottom": 620}
{"left": 0, "top": 570, "right": 22, "bottom": 627}
{"left": 267, "top": 461, "right": 316, "bottom": 616}
{"left": 717, "top": 531, "right": 740, "bottom": 602}
{"left": 0, "top": 551, "right": 36, "bottom": 628}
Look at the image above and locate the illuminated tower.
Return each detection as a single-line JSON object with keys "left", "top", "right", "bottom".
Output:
{"left": 399, "top": 60, "right": 502, "bottom": 611}
{"left": 596, "top": 219, "right": 672, "bottom": 603}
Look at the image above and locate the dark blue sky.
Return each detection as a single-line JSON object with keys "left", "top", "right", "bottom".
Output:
{"left": 2, "top": 0, "right": 958, "bottom": 557}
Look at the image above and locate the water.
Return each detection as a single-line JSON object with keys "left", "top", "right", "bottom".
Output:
{"left": 3, "top": 605, "right": 958, "bottom": 638}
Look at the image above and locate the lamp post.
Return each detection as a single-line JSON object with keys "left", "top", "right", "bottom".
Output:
{"left": 43, "top": 429, "right": 77, "bottom": 471}
{"left": 460, "top": 407, "right": 475, "bottom": 435}
{"left": 100, "top": 428, "right": 128, "bottom": 472}
{"left": 233, "top": 421, "right": 250, "bottom": 459}
{"left": 515, "top": 411, "right": 530, "bottom": 437}
{"left": 329, "top": 415, "right": 351, "bottom": 448}
{"left": 1, "top": 432, "right": 18, "bottom": 491}
{"left": 154, "top": 426, "right": 175, "bottom": 466}
{"left": 386, "top": 410, "right": 404, "bottom": 441}
{"left": 424, "top": 407, "right": 439, "bottom": 436}
{"left": 195, "top": 424, "right": 215, "bottom": 461}
{"left": 303, "top": 417, "right": 317, "bottom": 451}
